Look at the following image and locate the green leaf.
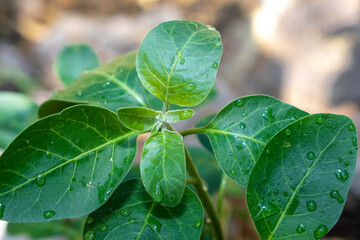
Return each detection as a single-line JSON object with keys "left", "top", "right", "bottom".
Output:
{"left": 39, "top": 51, "right": 163, "bottom": 118}
{"left": 141, "top": 129, "right": 186, "bottom": 207}
{"left": 55, "top": 43, "right": 100, "bottom": 86}
{"left": 136, "top": 20, "right": 223, "bottom": 106}
{"left": 246, "top": 114, "right": 357, "bottom": 240}
{"left": 117, "top": 107, "right": 161, "bottom": 131}
{"left": 83, "top": 179, "right": 203, "bottom": 240}
{"left": 199, "top": 95, "right": 309, "bottom": 185}
{"left": 0, "top": 91, "right": 37, "bottom": 149}
{"left": 164, "top": 109, "right": 194, "bottom": 123}
{"left": 0, "top": 105, "right": 140, "bottom": 222}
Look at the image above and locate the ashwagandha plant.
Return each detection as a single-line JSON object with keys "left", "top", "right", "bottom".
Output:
{"left": 0, "top": 20, "right": 358, "bottom": 240}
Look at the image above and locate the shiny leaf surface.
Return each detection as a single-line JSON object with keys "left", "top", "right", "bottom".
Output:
{"left": 117, "top": 107, "right": 161, "bottom": 131}
{"left": 164, "top": 109, "right": 194, "bottom": 123}
{"left": 247, "top": 114, "right": 357, "bottom": 239}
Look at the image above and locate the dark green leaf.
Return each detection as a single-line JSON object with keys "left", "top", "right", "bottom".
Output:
{"left": 55, "top": 44, "right": 100, "bottom": 86}
{"left": 164, "top": 109, "right": 194, "bottom": 123}
{"left": 0, "top": 105, "right": 140, "bottom": 222}
{"left": 136, "top": 20, "right": 223, "bottom": 106}
{"left": 246, "top": 114, "right": 357, "bottom": 239}
{"left": 199, "top": 95, "right": 309, "bottom": 185}
{"left": 141, "top": 129, "right": 186, "bottom": 207}
{"left": 39, "top": 51, "right": 162, "bottom": 118}
{"left": 117, "top": 107, "right": 161, "bottom": 131}
{"left": 195, "top": 113, "right": 216, "bottom": 152}
{"left": 0, "top": 91, "right": 37, "bottom": 149}
{"left": 83, "top": 179, "right": 203, "bottom": 240}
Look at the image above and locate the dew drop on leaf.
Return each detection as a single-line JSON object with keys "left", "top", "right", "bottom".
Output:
{"left": 306, "top": 152, "right": 315, "bottom": 160}
{"left": 344, "top": 160, "right": 350, "bottom": 167}
{"left": 262, "top": 108, "right": 275, "bottom": 125}
{"left": 266, "top": 149, "right": 271, "bottom": 155}
{"left": 315, "top": 116, "right": 325, "bottom": 124}
{"left": 267, "top": 190, "right": 272, "bottom": 196}
{"left": 335, "top": 168, "right": 349, "bottom": 182}
{"left": 180, "top": 58, "right": 185, "bottom": 65}
{"left": 241, "top": 112, "right": 247, "bottom": 117}
{"left": 236, "top": 98, "right": 245, "bottom": 107}
{"left": 296, "top": 224, "right": 306, "bottom": 234}
{"left": 86, "top": 217, "right": 93, "bottom": 225}
{"left": 284, "top": 128, "right": 292, "bottom": 136}
{"left": 330, "top": 190, "right": 344, "bottom": 203}
{"left": 193, "top": 218, "right": 203, "bottom": 229}
{"left": 43, "top": 210, "right": 56, "bottom": 219}
{"left": 211, "top": 62, "right": 219, "bottom": 69}
{"left": 128, "top": 218, "right": 137, "bottom": 223}
{"left": 352, "top": 137, "right": 357, "bottom": 147}
{"left": 45, "top": 152, "right": 51, "bottom": 158}
{"left": 36, "top": 174, "right": 45, "bottom": 187}
{"left": 148, "top": 216, "right": 162, "bottom": 233}
{"left": 253, "top": 202, "right": 280, "bottom": 221}
{"left": 84, "top": 231, "right": 95, "bottom": 240}
{"left": 99, "top": 223, "right": 109, "bottom": 232}
{"left": 102, "top": 81, "right": 111, "bottom": 88}
{"left": 0, "top": 203, "right": 5, "bottom": 219}
{"left": 306, "top": 200, "right": 317, "bottom": 212}
{"left": 207, "top": 25, "right": 216, "bottom": 31}
{"left": 154, "top": 182, "right": 164, "bottom": 202}
{"left": 314, "top": 224, "right": 328, "bottom": 239}
{"left": 239, "top": 122, "right": 246, "bottom": 130}
{"left": 215, "top": 41, "right": 221, "bottom": 47}
{"left": 348, "top": 124, "right": 355, "bottom": 131}
{"left": 230, "top": 169, "right": 236, "bottom": 175}
{"left": 349, "top": 150, "right": 354, "bottom": 154}
{"left": 328, "top": 123, "right": 333, "bottom": 128}
{"left": 76, "top": 90, "right": 83, "bottom": 97}
{"left": 228, "top": 152, "right": 233, "bottom": 156}
{"left": 120, "top": 208, "right": 130, "bottom": 217}
{"left": 187, "top": 82, "right": 196, "bottom": 91}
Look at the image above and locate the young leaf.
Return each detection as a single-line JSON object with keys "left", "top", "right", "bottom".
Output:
{"left": 39, "top": 51, "right": 163, "bottom": 117}
{"left": 55, "top": 43, "right": 100, "bottom": 86}
{"left": 197, "top": 95, "right": 309, "bottom": 185}
{"left": 164, "top": 109, "right": 194, "bottom": 123}
{"left": 117, "top": 107, "right": 162, "bottom": 131}
{"left": 0, "top": 105, "right": 140, "bottom": 222}
{"left": 141, "top": 129, "right": 186, "bottom": 207}
{"left": 246, "top": 114, "right": 357, "bottom": 240}
{"left": 136, "top": 20, "right": 223, "bottom": 106}
{"left": 83, "top": 179, "right": 203, "bottom": 240}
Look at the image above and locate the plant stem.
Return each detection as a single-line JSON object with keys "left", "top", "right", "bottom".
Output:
{"left": 162, "top": 101, "right": 170, "bottom": 114}
{"left": 180, "top": 127, "right": 205, "bottom": 137}
{"left": 217, "top": 173, "right": 228, "bottom": 218}
{"left": 185, "top": 148, "right": 224, "bottom": 240}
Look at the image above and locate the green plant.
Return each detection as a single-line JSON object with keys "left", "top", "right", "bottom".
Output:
{"left": 0, "top": 20, "right": 357, "bottom": 240}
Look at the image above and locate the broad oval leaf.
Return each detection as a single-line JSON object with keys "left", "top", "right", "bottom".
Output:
{"left": 39, "top": 51, "right": 162, "bottom": 117}
{"left": 55, "top": 43, "right": 100, "bottom": 86}
{"left": 199, "top": 95, "right": 309, "bottom": 185}
{"left": 136, "top": 20, "right": 223, "bottom": 106}
{"left": 117, "top": 107, "right": 161, "bottom": 131}
{"left": 164, "top": 109, "right": 194, "bottom": 123}
{"left": 0, "top": 105, "right": 140, "bottom": 222}
{"left": 141, "top": 129, "right": 186, "bottom": 207}
{"left": 83, "top": 179, "right": 203, "bottom": 240}
{"left": 246, "top": 114, "right": 357, "bottom": 240}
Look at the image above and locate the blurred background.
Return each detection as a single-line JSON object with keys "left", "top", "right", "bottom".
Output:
{"left": 1, "top": 0, "right": 360, "bottom": 239}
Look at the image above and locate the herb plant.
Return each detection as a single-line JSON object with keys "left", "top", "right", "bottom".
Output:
{"left": 0, "top": 20, "right": 357, "bottom": 240}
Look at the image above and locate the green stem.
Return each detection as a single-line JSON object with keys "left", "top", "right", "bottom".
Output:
{"left": 217, "top": 173, "right": 228, "bottom": 218}
{"left": 180, "top": 127, "right": 205, "bottom": 137}
{"left": 162, "top": 101, "right": 170, "bottom": 114}
{"left": 185, "top": 148, "right": 224, "bottom": 240}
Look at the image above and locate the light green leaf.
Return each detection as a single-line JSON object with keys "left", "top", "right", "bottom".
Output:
{"left": 164, "top": 109, "right": 194, "bottom": 123}
{"left": 0, "top": 105, "right": 140, "bottom": 222}
{"left": 83, "top": 179, "right": 203, "bottom": 240}
{"left": 55, "top": 43, "right": 100, "bottom": 86}
{"left": 141, "top": 129, "right": 186, "bottom": 207}
{"left": 246, "top": 114, "right": 357, "bottom": 240}
{"left": 136, "top": 20, "right": 223, "bottom": 106}
{"left": 0, "top": 91, "right": 37, "bottom": 149}
{"left": 39, "top": 51, "right": 163, "bottom": 117}
{"left": 198, "top": 95, "right": 309, "bottom": 185}
{"left": 117, "top": 107, "right": 162, "bottom": 131}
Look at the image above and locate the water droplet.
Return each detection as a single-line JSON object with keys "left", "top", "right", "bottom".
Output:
{"left": 306, "top": 200, "right": 317, "bottom": 212}
{"left": 349, "top": 150, "right": 354, "bottom": 154}
{"left": 315, "top": 116, "right": 325, "bottom": 124}
{"left": 50, "top": 141, "right": 54, "bottom": 145}
{"left": 99, "top": 223, "right": 108, "bottom": 232}
{"left": 348, "top": 124, "right": 355, "bottom": 131}
{"left": 181, "top": 110, "right": 193, "bottom": 119}
{"left": 296, "top": 224, "right": 306, "bottom": 234}
{"left": 86, "top": 217, "right": 93, "bottom": 224}
{"left": 193, "top": 218, "right": 203, "bottom": 229}
{"left": 128, "top": 218, "right": 137, "bottom": 223}
{"left": 314, "top": 224, "right": 328, "bottom": 239}
{"left": 330, "top": 190, "right": 344, "bottom": 203}
{"left": 188, "top": 22, "right": 197, "bottom": 31}
{"left": 84, "top": 231, "right": 95, "bottom": 240}
{"left": 215, "top": 41, "right": 221, "bottom": 47}
{"left": 26, "top": 140, "right": 30, "bottom": 145}
{"left": 352, "top": 137, "right": 357, "bottom": 147}
{"left": 344, "top": 160, "right": 350, "bottom": 167}
{"left": 236, "top": 98, "right": 245, "bottom": 107}
{"left": 335, "top": 168, "right": 349, "bottom": 182}
{"left": 241, "top": 112, "right": 247, "bottom": 117}
{"left": 306, "top": 152, "right": 315, "bottom": 160}
{"left": 212, "top": 62, "right": 219, "bottom": 69}
{"left": 207, "top": 25, "right": 216, "bottom": 31}
{"left": 154, "top": 182, "right": 164, "bottom": 202}
{"left": 68, "top": 186, "right": 74, "bottom": 191}
{"left": 266, "top": 149, "right": 271, "bottom": 155}
{"left": 76, "top": 90, "right": 83, "bottom": 97}
{"left": 267, "top": 190, "right": 272, "bottom": 196}
{"left": 0, "top": 203, "right": 5, "bottom": 219}
{"left": 187, "top": 82, "right": 196, "bottom": 91}
{"left": 228, "top": 152, "right": 233, "bottom": 156}
{"left": 36, "top": 174, "right": 45, "bottom": 186}
{"left": 290, "top": 116, "right": 297, "bottom": 122}
{"left": 253, "top": 202, "right": 280, "bottom": 221}
{"left": 230, "top": 169, "right": 236, "bottom": 175}
{"left": 239, "top": 122, "right": 246, "bottom": 130}
{"left": 299, "top": 120, "right": 304, "bottom": 127}
{"left": 328, "top": 123, "right": 333, "bottom": 128}
{"left": 43, "top": 210, "right": 56, "bottom": 219}
{"left": 180, "top": 58, "right": 185, "bottom": 65}
{"left": 120, "top": 208, "right": 130, "bottom": 216}
{"left": 104, "top": 188, "right": 113, "bottom": 201}
{"left": 283, "top": 142, "right": 291, "bottom": 148}
{"left": 284, "top": 128, "right": 292, "bottom": 136}
{"left": 45, "top": 152, "right": 51, "bottom": 158}
{"left": 102, "top": 81, "right": 111, "bottom": 88}
{"left": 262, "top": 108, "right": 275, "bottom": 125}
{"left": 148, "top": 216, "right": 162, "bottom": 233}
